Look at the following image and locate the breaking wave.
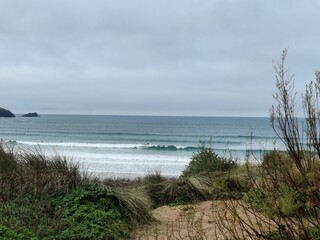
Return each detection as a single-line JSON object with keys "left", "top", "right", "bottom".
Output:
{"left": 14, "top": 141, "right": 198, "bottom": 151}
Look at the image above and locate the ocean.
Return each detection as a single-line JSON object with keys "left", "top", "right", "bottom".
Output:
{"left": 0, "top": 115, "right": 278, "bottom": 178}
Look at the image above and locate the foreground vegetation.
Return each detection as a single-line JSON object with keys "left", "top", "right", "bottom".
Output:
{"left": 1, "top": 50, "right": 320, "bottom": 239}
{"left": 215, "top": 49, "right": 320, "bottom": 239}
{"left": 0, "top": 146, "right": 154, "bottom": 239}
{"left": 0, "top": 141, "right": 246, "bottom": 239}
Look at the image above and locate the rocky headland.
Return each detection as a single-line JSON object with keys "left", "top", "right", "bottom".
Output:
{"left": 0, "top": 108, "right": 15, "bottom": 117}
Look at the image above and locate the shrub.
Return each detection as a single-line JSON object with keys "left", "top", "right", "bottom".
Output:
{"left": 51, "top": 185, "right": 128, "bottom": 239}
{"left": 0, "top": 225, "right": 37, "bottom": 240}
{"left": 50, "top": 184, "right": 152, "bottom": 239}
{"left": 243, "top": 185, "right": 306, "bottom": 217}
{"left": 181, "top": 141, "right": 237, "bottom": 178}
{"left": 262, "top": 150, "right": 293, "bottom": 171}
{"left": 213, "top": 176, "right": 248, "bottom": 199}
{"left": 218, "top": 49, "right": 320, "bottom": 239}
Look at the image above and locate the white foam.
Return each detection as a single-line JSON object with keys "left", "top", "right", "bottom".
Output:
{"left": 69, "top": 151, "right": 191, "bottom": 164}
{"left": 16, "top": 141, "right": 197, "bottom": 151}
{"left": 17, "top": 141, "right": 145, "bottom": 149}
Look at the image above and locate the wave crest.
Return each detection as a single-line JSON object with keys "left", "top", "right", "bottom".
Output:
{"left": 15, "top": 141, "right": 198, "bottom": 151}
{"left": 142, "top": 145, "right": 198, "bottom": 151}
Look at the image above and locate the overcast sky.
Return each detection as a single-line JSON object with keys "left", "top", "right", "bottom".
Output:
{"left": 0, "top": 0, "right": 319, "bottom": 117}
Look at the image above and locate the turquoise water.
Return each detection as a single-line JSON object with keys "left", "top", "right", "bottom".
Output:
{"left": 0, "top": 115, "right": 278, "bottom": 178}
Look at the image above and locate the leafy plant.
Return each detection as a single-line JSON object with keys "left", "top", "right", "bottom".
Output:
{"left": 0, "top": 225, "right": 37, "bottom": 240}
{"left": 50, "top": 184, "right": 152, "bottom": 239}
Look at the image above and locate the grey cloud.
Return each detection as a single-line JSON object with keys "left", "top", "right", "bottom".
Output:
{"left": 0, "top": 0, "right": 319, "bottom": 116}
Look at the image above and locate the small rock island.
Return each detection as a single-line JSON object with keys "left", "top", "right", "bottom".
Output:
{"left": 0, "top": 107, "right": 15, "bottom": 117}
{"left": 21, "top": 112, "right": 40, "bottom": 117}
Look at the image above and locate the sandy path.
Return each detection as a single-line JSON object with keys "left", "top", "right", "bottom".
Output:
{"left": 132, "top": 200, "right": 274, "bottom": 240}
{"left": 133, "top": 200, "right": 234, "bottom": 240}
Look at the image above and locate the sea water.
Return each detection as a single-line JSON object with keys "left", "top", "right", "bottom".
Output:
{"left": 0, "top": 115, "right": 279, "bottom": 178}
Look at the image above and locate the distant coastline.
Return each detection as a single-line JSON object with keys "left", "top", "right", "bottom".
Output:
{"left": 0, "top": 107, "right": 41, "bottom": 118}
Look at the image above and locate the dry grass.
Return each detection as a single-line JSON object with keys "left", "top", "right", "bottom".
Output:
{"left": 0, "top": 145, "right": 87, "bottom": 197}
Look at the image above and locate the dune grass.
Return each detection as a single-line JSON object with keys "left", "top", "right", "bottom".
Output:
{"left": 3, "top": 142, "right": 320, "bottom": 239}
{"left": 0, "top": 141, "right": 251, "bottom": 239}
{"left": 0, "top": 145, "right": 153, "bottom": 239}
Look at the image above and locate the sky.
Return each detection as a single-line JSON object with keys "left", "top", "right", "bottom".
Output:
{"left": 0, "top": 0, "right": 320, "bottom": 117}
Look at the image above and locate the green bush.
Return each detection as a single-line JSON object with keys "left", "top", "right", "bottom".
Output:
{"left": 211, "top": 175, "right": 248, "bottom": 199}
{"left": 181, "top": 141, "right": 237, "bottom": 178}
{"left": 243, "top": 185, "right": 307, "bottom": 218}
{"left": 262, "top": 150, "right": 294, "bottom": 173}
{"left": 0, "top": 195, "right": 64, "bottom": 238}
{"left": 0, "top": 225, "right": 37, "bottom": 240}
{"left": 50, "top": 184, "right": 152, "bottom": 239}
{"left": 243, "top": 188, "right": 275, "bottom": 217}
